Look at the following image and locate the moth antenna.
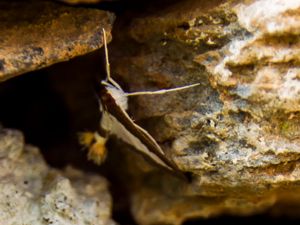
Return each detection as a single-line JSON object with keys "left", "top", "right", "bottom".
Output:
{"left": 125, "top": 82, "right": 200, "bottom": 97}
{"left": 102, "top": 28, "right": 122, "bottom": 90}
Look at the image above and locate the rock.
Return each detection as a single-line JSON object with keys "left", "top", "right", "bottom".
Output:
{"left": 0, "top": 127, "right": 115, "bottom": 225}
{"left": 58, "top": 0, "right": 104, "bottom": 4}
{"left": 108, "top": 0, "right": 300, "bottom": 224}
{"left": 0, "top": 0, "right": 114, "bottom": 81}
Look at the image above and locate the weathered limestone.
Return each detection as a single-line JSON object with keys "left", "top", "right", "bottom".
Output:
{"left": 0, "top": 0, "right": 114, "bottom": 81}
{"left": 108, "top": 0, "right": 300, "bottom": 224}
{"left": 58, "top": 0, "right": 103, "bottom": 4}
{"left": 0, "top": 127, "right": 115, "bottom": 225}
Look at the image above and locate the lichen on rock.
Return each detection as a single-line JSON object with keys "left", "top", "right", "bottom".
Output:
{"left": 0, "top": 0, "right": 115, "bottom": 81}
{"left": 0, "top": 127, "right": 115, "bottom": 225}
{"left": 108, "top": 0, "right": 300, "bottom": 224}
{"left": 192, "top": 0, "right": 300, "bottom": 189}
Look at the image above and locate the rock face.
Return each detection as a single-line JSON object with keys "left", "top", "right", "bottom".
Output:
{"left": 0, "top": 0, "right": 114, "bottom": 81}
{"left": 58, "top": 0, "right": 104, "bottom": 4}
{"left": 0, "top": 126, "right": 115, "bottom": 225}
{"left": 108, "top": 0, "right": 300, "bottom": 224}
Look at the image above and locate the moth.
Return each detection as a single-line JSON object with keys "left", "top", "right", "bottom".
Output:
{"left": 81, "top": 29, "right": 199, "bottom": 179}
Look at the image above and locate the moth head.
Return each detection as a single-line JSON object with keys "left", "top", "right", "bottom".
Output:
{"left": 106, "top": 85, "right": 128, "bottom": 111}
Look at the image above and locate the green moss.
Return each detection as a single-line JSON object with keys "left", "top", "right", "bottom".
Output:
{"left": 280, "top": 120, "right": 300, "bottom": 139}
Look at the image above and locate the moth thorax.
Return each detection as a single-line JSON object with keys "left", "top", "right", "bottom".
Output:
{"left": 106, "top": 86, "right": 128, "bottom": 110}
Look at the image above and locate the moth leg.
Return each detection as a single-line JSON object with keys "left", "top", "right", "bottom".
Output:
{"left": 78, "top": 131, "right": 108, "bottom": 165}
{"left": 125, "top": 83, "right": 200, "bottom": 96}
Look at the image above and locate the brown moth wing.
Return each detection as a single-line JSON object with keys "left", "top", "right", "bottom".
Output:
{"left": 101, "top": 110, "right": 174, "bottom": 170}
{"left": 98, "top": 86, "right": 188, "bottom": 179}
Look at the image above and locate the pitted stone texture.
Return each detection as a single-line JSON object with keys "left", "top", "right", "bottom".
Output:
{"left": 0, "top": 127, "right": 115, "bottom": 225}
{"left": 0, "top": 0, "right": 114, "bottom": 81}
{"left": 108, "top": 0, "right": 300, "bottom": 224}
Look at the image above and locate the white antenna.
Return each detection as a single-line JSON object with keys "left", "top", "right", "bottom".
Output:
{"left": 102, "top": 28, "right": 200, "bottom": 97}
{"left": 102, "top": 28, "right": 122, "bottom": 90}
{"left": 125, "top": 83, "right": 200, "bottom": 96}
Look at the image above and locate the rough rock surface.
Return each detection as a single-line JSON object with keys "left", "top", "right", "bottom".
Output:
{"left": 0, "top": 0, "right": 114, "bottom": 81}
{"left": 0, "top": 126, "right": 115, "bottom": 225}
{"left": 108, "top": 0, "right": 300, "bottom": 224}
{"left": 58, "top": 0, "right": 103, "bottom": 4}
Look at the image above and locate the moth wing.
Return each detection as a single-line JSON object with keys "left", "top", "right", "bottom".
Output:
{"left": 98, "top": 85, "right": 187, "bottom": 179}
{"left": 119, "top": 108, "right": 165, "bottom": 155}
{"left": 100, "top": 110, "right": 173, "bottom": 170}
